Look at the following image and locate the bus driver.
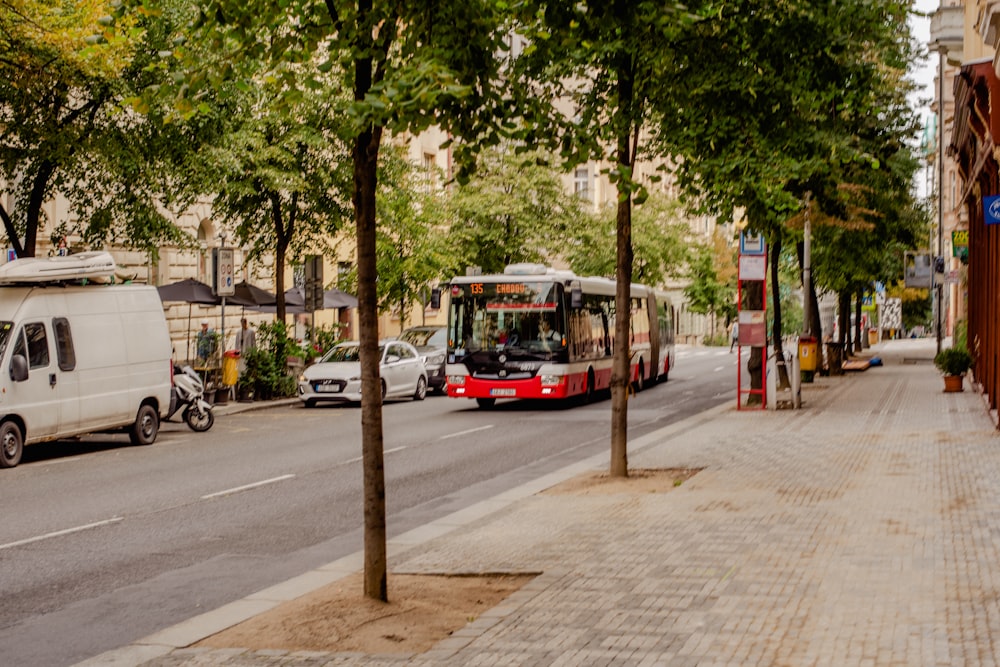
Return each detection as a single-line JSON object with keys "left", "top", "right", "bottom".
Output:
{"left": 539, "top": 320, "right": 561, "bottom": 348}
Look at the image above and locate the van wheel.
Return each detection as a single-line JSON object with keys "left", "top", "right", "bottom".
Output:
{"left": 0, "top": 421, "right": 23, "bottom": 468}
{"left": 129, "top": 404, "right": 159, "bottom": 446}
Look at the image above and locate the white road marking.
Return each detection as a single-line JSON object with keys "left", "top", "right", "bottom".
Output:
{"left": 344, "top": 445, "right": 407, "bottom": 465}
{"left": 0, "top": 517, "right": 123, "bottom": 551}
{"left": 440, "top": 425, "right": 494, "bottom": 441}
{"left": 201, "top": 474, "right": 296, "bottom": 500}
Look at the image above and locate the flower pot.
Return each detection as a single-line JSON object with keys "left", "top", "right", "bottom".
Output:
{"left": 943, "top": 374, "right": 964, "bottom": 393}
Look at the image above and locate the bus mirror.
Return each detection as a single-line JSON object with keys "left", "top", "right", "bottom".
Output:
{"left": 430, "top": 287, "right": 441, "bottom": 310}
{"left": 570, "top": 282, "right": 582, "bottom": 309}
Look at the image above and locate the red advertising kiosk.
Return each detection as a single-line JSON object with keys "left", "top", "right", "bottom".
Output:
{"left": 737, "top": 233, "right": 767, "bottom": 410}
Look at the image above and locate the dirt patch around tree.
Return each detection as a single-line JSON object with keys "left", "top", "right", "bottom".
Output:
{"left": 194, "top": 572, "right": 534, "bottom": 655}
{"left": 542, "top": 467, "right": 702, "bottom": 495}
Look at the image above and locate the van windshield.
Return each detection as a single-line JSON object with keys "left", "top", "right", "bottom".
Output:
{"left": 0, "top": 321, "right": 12, "bottom": 359}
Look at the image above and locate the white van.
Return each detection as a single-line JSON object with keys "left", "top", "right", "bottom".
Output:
{"left": 0, "top": 253, "right": 172, "bottom": 468}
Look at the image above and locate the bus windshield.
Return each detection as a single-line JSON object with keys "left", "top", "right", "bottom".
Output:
{"left": 449, "top": 281, "right": 566, "bottom": 356}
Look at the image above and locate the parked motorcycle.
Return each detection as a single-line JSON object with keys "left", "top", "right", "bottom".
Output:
{"left": 167, "top": 365, "right": 215, "bottom": 432}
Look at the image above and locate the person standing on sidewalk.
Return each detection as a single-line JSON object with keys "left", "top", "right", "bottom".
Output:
{"left": 234, "top": 318, "right": 256, "bottom": 373}
{"left": 729, "top": 321, "right": 739, "bottom": 352}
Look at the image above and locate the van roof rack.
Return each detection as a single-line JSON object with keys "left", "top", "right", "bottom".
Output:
{"left": 0, "top": 251, "right": 117, "bottom": 286}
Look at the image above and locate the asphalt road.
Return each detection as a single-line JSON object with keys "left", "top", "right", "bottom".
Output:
{"left": 0, "top": 344, "right": 738, "bottom": 666}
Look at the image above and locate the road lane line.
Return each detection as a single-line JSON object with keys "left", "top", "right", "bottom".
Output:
{"left": 201, "top": 474, "right": 296, "bottom": 500}
{"left": 440, "top": 425, "right": 494, "bottom": 441}
{"left": 344, "top": 445, "right": 408, "bottom": 466}
{"left": 0, "top": 517, "right": 124, "bottom": 551}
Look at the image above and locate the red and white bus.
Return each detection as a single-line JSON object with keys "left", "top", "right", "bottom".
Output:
{"left": 445, "top": 264, "right": 675, "bottom": 408}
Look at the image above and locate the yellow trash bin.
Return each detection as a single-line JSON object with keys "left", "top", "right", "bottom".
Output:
{"left": 798, "top": 336, "right": 818, "bottom": 372}
{"left": 222, "top": 350, "right": 239, "bottom": 386}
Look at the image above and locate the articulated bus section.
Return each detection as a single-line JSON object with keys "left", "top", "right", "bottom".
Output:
{"left": 445, "top": 264, "right": 674, "bottom": 408}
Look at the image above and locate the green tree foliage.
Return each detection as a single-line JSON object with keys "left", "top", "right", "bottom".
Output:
{"left": 684, "top": 243, "right": 731, "bottom": 339}
{"left": 565, "top": 191, "right": 690, "bottom": 286}
{"left": 0, "top": 1, "right": 190, "bottom": 257}
{"left": 194, "top": 81, "right": 353, "bottom": 321}
{"left": 657, "top": 0, "right": 922, "bottom": 387}
{"left": 375, "top": 146, "right": 449, "bottom": 322}
{"left": 443, "top": 146, "right": 585, "bottom": 277}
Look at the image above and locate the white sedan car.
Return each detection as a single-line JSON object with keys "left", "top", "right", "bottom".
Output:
{"left": 298, "top": 340, "right": 428, "bottom": 407}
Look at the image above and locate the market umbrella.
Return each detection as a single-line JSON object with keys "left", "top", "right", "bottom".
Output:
{"left": 156, "top": 278, "right": 221, "bottom": 362}
{"left": 323, "top": 287, "right": 358, "bottom": 309}
{"left": 247, "top": 287, "right": 307, "bottom": 315}
{"left": 156, "top": 278, "right": 219, "bottom": 305}
{"left": 228, "top": 280, "right": 277, "bottom": 308}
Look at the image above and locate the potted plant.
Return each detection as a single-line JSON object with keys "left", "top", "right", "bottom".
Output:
{"left": 934, "top": 346, "right": 973, "bottom": 392}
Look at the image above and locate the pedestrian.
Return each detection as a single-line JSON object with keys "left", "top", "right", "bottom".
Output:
{"left": 234, "top": 318, "right": 256, "bottom": 374}
{"left": 235, "top": 318, "right": 256, "bottom": 353}
{"left": 196, "top": 319, "right": 217, "bottom": 363}
{"left": 729, "top": 321, "right": 739, "bottom": 353}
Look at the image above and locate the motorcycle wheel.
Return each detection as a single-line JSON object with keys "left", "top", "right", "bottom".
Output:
{"left": 184, "top": 406, "right": 215, "bottom": 432}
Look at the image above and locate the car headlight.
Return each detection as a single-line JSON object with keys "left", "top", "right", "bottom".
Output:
{"left": 426, "top": 352, "right": 446, "bottom": 366}
{"left": 298, "top": 374, "right": 307, "bottom": 382}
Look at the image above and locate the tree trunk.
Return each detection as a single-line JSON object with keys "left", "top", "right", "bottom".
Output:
{"left": 838, "top": 290, "right": 850, "bottom": 348}
{"left": 854, "top": 289, "right": 864, "bottom": 353}
{"left": 354, "top": 0, "right": 388, "bottom": 603}
{"left": 769, "top": 234, "right": 789, "bottom": 389}
{"left": 609, "top": 42, "right": 635, "bottom": 479}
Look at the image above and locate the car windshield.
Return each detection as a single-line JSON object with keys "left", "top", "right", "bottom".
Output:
{"left": 322, "top": 344, "right": 386, "bottom": 363}
{"left": 399, "top": 328, "right": 446, "bottom": 347}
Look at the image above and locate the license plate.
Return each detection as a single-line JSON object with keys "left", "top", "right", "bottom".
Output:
{"left": 316, "top": 384, "right": 341, "bottom": 393}
{"left": 490, "top": 388, "right": 516, "bottom": 397}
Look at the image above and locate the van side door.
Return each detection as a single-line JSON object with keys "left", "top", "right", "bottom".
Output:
{"left": 51, "top": 317, "right": 80, "bottom": 434}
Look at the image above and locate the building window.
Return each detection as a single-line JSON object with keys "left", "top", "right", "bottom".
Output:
{"left": 423, "top": 153, "right": 436, "bottom": 192}
{"left": 574, "top": 167, "right": 591, "bottom": 201}
{"left": 950, "top": 171, "right": 956, "bottom": 210}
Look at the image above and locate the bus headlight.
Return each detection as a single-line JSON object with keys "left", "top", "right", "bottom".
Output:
{"left": 539, "top": 374, "right": 563, "bottom": 386}
{"left": 448, "top": 375, "right": 466, "bottom": 385}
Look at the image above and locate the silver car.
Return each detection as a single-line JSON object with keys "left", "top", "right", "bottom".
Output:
{"left": 397, "top": 326, "right": 447, "bottom": 394}
{"left": 298, "top": 340, "right": 428, "bottom": 407}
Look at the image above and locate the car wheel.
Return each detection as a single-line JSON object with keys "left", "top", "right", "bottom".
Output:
{"left": 381, "top": 379, "right": 387, "bottom": 402}
{"left": 413, "top": 376, "right": 427, "bottom": 401}
{"left": 303, "top": 398, "right": 316, "bottom": 408}
{"left": 476, "top": 397, "right": 496, "bottom": 409}
{"left": 129, "top": 404, "right": 159, "bottom": 446}
{"left": 0, "top": 420, "right": 23, "bottom": 468}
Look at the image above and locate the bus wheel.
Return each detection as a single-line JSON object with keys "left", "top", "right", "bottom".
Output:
{"left": 584, "top": 369, "right": 596, "bottom": 404}
{"left": 476, "top": 398, "right": 496, "bottom": 409}
{"left": 633, "top": 360, "right": 645, "bottom": 393}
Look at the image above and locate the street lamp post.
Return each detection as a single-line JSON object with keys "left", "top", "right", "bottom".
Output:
{"left": 936, "top": 45, "right": 945, "bottom": 355}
